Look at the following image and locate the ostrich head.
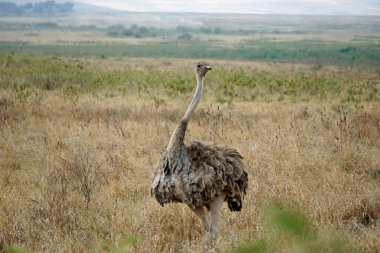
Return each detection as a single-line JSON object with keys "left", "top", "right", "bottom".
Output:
{"left": 196, "top": 63, "right": 212, "bottom": 77}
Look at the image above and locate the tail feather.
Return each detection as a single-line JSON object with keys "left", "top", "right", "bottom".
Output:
{"left": 227, "top": 196, "right": 242, "bottom": 211}
{"left": 227, "top": 170, "right": 248, "bottom": 211}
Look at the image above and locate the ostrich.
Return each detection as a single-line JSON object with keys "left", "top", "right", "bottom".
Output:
{"left": 151, "top": 63, "right": 248, "bottom": 239}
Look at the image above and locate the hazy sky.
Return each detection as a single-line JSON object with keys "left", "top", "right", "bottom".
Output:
{"left": 75, "top": 0, "right": 380, "bottom": 15}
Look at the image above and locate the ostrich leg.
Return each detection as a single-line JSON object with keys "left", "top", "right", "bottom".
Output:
{"left": 188, "top": 205, "right": 210, "bottom": 232}
{"left": 209, "top": 192, "right": 226, "bottom": 240}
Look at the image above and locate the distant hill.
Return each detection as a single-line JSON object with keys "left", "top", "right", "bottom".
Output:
{"left": 0, "top": 0, "right": 125, "bottom": 15}
{"left": 72, "top": 1, "right": 124, "bottom": 13}
{"left": 0, "top": 0, "right": 74, "bottom": 16}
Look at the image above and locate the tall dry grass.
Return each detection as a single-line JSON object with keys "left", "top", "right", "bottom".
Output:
{"left": 0, "top": 88, "right": 379, "bottom": 252}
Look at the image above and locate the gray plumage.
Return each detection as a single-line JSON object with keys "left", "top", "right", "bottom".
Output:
{"left": 151, "top": 63, "right": 248, "bottom": 239}
{"left": 152, "top": 139, "right": 247, "bottom": 210}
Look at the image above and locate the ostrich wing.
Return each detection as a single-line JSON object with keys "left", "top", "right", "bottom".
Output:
{"left": 151, "top": 141, "right": 248, "bottom": 210}
{"left": 185, "top": 141, "right": 248, "bottom": 210}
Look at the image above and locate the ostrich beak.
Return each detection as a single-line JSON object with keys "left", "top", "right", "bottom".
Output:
{"left": 206, "top": 66, "right": 212, "bottom": 70}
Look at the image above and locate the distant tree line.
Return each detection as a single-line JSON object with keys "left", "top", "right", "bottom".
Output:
{"left": 106, "top": 24, "right": 162, "bottom": 38}
{"left": 0, "top": 0, "right": 74, "bottom": 16}
{"left": 176, "top": 26, "right": 223, "bottom": 34}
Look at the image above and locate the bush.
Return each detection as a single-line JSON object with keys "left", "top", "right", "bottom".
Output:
{"left": 177, "top": 33, "right": 192, "bottom": 41}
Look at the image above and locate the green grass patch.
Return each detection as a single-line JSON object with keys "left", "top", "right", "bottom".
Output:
{"left": 0, "top": 53, "right": 378, "bottom": 103}
{"left": 0, "top": 39, "right": 379, "bottom": 66}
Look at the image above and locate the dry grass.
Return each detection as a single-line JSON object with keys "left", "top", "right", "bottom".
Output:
{"left": 2, "top": 30, "right": 373, "bottom": 45}
{"left": 0, "top": 30, "right": 169, "bottom": 45}
{"left": 2, "top": 29, "right": 380, "bottom": 49}
{"left": 0, "top": 87, "right": 379, "bottom": 252}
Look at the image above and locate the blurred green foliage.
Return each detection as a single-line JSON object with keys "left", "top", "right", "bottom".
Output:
{"left": 5, "top": 244, "right": 27, "bottom": 253}
{"left": 233, "top": 206, "right": 353, "bottom": 253}
{"left": 92, "top": 236, "right": 138, "bottom": 253}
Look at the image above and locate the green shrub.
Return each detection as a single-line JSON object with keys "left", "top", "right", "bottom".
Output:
{"left": 233, "top": 206, "right": 352, "bottom": 253}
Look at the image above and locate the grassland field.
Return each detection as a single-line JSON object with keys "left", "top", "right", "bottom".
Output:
{"left": 0, "top": 13, "right": 380, "bottom": 253}
{"left": 0, "top": 14, "right": 380, "bottom": 65}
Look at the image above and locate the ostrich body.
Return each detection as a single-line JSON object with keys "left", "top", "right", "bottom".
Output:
{"left": 151, "top": 63, "right": 248, "bottom": 239}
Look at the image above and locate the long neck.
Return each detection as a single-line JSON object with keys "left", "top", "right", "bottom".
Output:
{"left": 183, "top": 74, "right": 203, "bottom": 122}
{"left": 166, "top": 74, "right": 204, "bottom": 154}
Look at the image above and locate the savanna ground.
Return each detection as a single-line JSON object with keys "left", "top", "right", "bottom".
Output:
{"left": 0, "top": 13, "right": 380, "bottom": 253}
{"left": 1, "top": 54, "right": 379, "bottom": 253}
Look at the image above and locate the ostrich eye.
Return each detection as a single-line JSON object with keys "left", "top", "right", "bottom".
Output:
{"left": 197, "top": 64, "right": 201, "bottom": 68}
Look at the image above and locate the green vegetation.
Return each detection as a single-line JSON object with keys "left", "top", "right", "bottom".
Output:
{"left": 5, "top": 244, "right": 27, "bottom": 253}
{"left": 1, "top": 53, "right": 378, "bottom": 103}
{"left": 92, "top": 236, "right": 138, "bottom": 253}
{"left": 0, "top": 21, "right": 60, "bottom": 30}
{"left": 106, "top": 24, "right": 170, "bottom": 38}
{"left": 0, "top": 39, "right": 379, "bottom": 66}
